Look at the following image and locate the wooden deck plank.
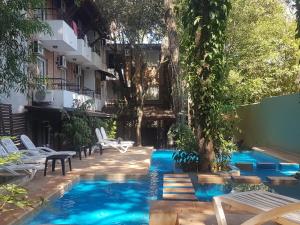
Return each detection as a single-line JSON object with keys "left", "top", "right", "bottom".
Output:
{"left": 163, "top": 177, "right": 192, "bottom": 182}
{"left": 163, "top": 193, "right": 197, "bottom": 200}
{"left": 163, "top": 182, "right": 193, "bottom": 187}
{"left": 163, "top": 188, "right": 195, "bottom": 193}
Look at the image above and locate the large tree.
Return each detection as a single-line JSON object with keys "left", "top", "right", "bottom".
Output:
{"left": 177, "top": 0, "right": 232, "bottom": 171}
{"left": 95, "top": 0, "right": 164, "bottom": 146}
{"left": 225, "top": 0, "right": 300, "bottom": 104}
{"left": 0, "top": 0, "right": 49, "bottom": 95}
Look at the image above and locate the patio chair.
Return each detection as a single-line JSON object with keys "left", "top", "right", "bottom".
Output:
{"left": 0, "top": 144, "right": 43, "bottom": 178}
{"left": 100, "top": 127, "right": 134, "bottom": 145}
{"left": 213, "top": 190, "right": 300, "bottom": 225}
{"left": 95, "top": 128, "right": 133, "bottom": 153}
{"left": 20, "top": 134, "right": 76, "bottom": 157}
{"left": 0, "top": 138, "right": 46, "bottom": 164}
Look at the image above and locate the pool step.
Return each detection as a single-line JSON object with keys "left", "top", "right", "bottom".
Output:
{"left": 163, "top": 174, "right": 197, "bottom": 201}
{"left": 279, "top": 163, "right": 300, "bottom": 171}
{"left": 232, "top": 175, "right": 262, "bottom": 184}
{"left": 198, "top": 174, "right": 229, "bottom": 184}
{"left": 267, "top": 176, "right": 299, "bottom": 185}
{"left": 257, "top": 163, "right": 277, "bottom": 170}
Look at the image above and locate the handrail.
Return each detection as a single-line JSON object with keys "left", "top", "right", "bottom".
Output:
{"left": 33, "top": 77, "right": 96, "bottom": 98}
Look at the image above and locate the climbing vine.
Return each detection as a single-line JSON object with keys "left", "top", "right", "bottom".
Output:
{"left": 177, "top": 0, "right": 235, "bottom": 171}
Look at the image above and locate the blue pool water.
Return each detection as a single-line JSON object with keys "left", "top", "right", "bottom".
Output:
{"left": 22, "top": 150, "right": 174, "bottom": 225}
{"left": 21, "top": 149, "right": 299, "bottom": 224}
{"left": 230, "top": 150, "right": 281, "bottom": 164}
{"left": 230, "top": 150, "right": 299, "bottom": 180}
{"left": 24, "top": 177, "right": 155, "bottom": 225}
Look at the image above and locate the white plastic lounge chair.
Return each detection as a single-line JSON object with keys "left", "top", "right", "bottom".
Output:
{"left": 20, "top": 134, "right": 76, "bottom": 156}
{"left": 213, "top": 190, "right": 300, "bottom": 225}
{"left": 95, "top": 128, "right": 133, "bottom": 153}
{"left": 0, "top": 138, "right": 46, "bottom": 164}
{"left": 0, "top": 144, "right": 43, "bottom": 178}
{"left": 100, "top": 127, "right": 134, "bottom": 145}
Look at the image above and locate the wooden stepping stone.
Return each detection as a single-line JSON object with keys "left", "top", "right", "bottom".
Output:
{"left": 163, "top": 193, "right": 197, "bottom": 200}
{"left": 163, "top": 182, "right": 193, "bottom": 187}
{"left": 232, "top": 175, "right": 262, "bottom": 184}
{"left": 235, "top": 162, "right": 254, "bottom": 171}
{"left": 163, "top": 177, "right": 192, "bottom": 183}
{"left": 163, "top": 188, "right": 195, "bottom": 193}
{"left": 164, "top": 174, "right": 189, "bottom": 178}
{"left": 267, "top": 176, "right": 299, "bottom": 185}
{"left": 163, "top": 174, "right": 196, "bottom": 201}
{"left": 198, "top": 174, "right": 228, "bottom": 184}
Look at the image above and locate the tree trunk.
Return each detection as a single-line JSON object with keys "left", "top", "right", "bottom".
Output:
{"left": 196, "top": 126, "right": 215, "bottom": 171}
{"left": 133, "top": 48, "right": 144, "bottom": 146}
{"left": 164, "top": 0, "right": 181, "bottom": 114}
{"left": 136, "top": 105, "right": 143, "bottom": 146}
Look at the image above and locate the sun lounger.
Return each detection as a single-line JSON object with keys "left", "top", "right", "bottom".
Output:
{"left": 0, "top": 144, "right": 43, "bottom": 178}
{"left": 100, "top": 127, "right": 134, "bottom": 145}
{"left": 0, "top": 138, "right": 46, "bottom": 164}
{"left": 213, "top": 190, "right": 300, "bottom": 225}
{"left": 20, "top": 134, "right": 76, "bottom": 156}
{"left": 95, "top": 128, "right": 133, "bottom": 153}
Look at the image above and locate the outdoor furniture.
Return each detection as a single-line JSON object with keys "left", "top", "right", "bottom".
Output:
{"left": 0, "top": 144, "right": 43, "bottom": 179}
{"left": 100, "top": 127, "right": 135, "bottom": 145}
{"left": 213, "top": 190, "right": 300, "bottom": 225}
{"left": 77, "top": 146, "right": 88, "bottom": 160}
{"left": 20, "top": 134, "right": 76, "bottom": 157}
{"left": 0, "top": 138, "right": 46, "bottom": 164}
{"left": 44, "top": 154, "right": 72, "bottom": 176}
{"left": 95, "top": 128, "right": 133, "bottom": 153}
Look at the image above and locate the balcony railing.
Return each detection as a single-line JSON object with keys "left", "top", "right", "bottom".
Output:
{"left": 35, "top": 77, "right": 96, "bottom": 98}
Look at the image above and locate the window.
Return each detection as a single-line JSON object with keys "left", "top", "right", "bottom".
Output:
{"left": 37, "top": 57, "right": 46, "bottom": 77}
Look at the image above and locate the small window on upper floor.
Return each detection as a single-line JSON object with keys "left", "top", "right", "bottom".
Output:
{"left": 37, "top": 57, "right": 46, "bottom": 78}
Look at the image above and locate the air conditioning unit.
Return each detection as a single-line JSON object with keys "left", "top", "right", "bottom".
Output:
{"left": 33, "top": 89, "right": 54, "bottom": 105}
{"left": 75, "top": 65, "right": 82, "bottom": 76}
{"left": 32, "top": 40, "right": 44, "bottom": 55}
{"left": 125, "top": 49, "right": 130, "bottom": 57}
{"left": 57, "top": 56, "right": 67, "bottom": 68}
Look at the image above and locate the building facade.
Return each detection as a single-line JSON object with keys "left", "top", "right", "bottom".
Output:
{"left": 0, "top": 0, "right": 113, "bottom": 148}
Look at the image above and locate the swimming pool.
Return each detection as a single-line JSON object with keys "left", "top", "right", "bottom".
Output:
{"left": 21, "top": 150, "right": 174, "bottom": 225}
{"left": 230, "top": 150, "right": 299, "bottom": 180}
{"left": 20, "top": 149, "right": 299, "bottom": 224}
{"left": 22, "top": 176, "right": 156, "bottom": 225}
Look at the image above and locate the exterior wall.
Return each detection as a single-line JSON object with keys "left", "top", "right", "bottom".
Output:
{"left": 236, "top": 94, "right": 300, "bottom": 154}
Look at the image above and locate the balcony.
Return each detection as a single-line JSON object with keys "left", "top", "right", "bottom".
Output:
{"left": 39, "top": 20, "right": 77, "bottom": 52}
{"left": 84, "top": 51, "right": 106, "bottom": 71}
{"left": 33, "top": 78, "right": 103, "bottom": 111}
{"left": 65, "top": 39, "right": 92, "bottom": 64}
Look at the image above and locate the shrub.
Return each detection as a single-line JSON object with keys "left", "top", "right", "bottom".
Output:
{"left": 168, "top": 123, "right": 201, "bottom": 171}
{"left": 62, "top": 116, "right": 92, "bottom": 148}
{"left": 168, "top": 123, "right": 197, "bottom": 152}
